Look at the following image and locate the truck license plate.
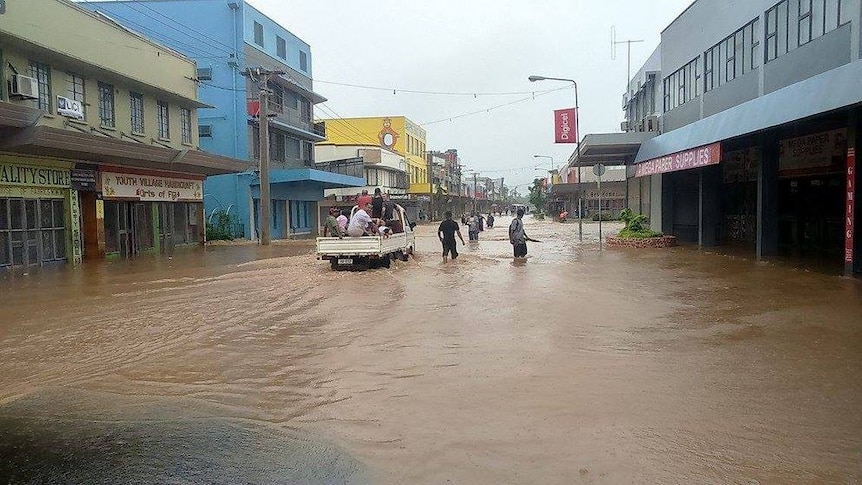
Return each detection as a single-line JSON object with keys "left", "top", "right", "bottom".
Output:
{"left": 337, "top": 258, "right": 353, "bottom": 265}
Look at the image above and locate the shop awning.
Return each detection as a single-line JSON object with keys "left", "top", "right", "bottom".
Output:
{"left": 0, "top": 121, "right": 248, "bottom": 176}
{"left": 0, "top": 102, "right": 44, "bottom": 128}
{"left": 250, "top": 168, "right": 365, "bottom": 189}
{"left": 635, "top": 58, "right": 862, "bottom": 164}
{"left": 551, "top": 183, "right": 580, "bottom": 196}
{"left": 569, "top": 132, "right": 656, "bottom": 166}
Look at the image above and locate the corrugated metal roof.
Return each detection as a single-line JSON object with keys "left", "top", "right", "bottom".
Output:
{"left": 635, "top": 59, "right": 862, "bottom": 164}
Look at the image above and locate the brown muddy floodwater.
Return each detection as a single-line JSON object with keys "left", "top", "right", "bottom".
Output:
{"left": 0, "top": 216, "right": 860, "bottom": 484}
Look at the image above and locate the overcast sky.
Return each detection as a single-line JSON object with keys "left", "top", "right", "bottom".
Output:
{"left": 251, "top": 0, "right": 692, "bottom": 191}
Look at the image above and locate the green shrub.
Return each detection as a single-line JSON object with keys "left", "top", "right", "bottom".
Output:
{"left": 206, "top": 211, "right": 242, "bottom": 241}
{"left": 618, "top": 228, "right": 663, "bottom": 239}
{"left": 617, "top": 208, "right": 661, "bottom": 238}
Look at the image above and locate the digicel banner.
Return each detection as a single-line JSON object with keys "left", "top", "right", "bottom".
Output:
{"left": 554, "top": 108, "right": 577, "bottom": 144}
{"left": 634, "top": 142, "right": 722, "bottom": 177}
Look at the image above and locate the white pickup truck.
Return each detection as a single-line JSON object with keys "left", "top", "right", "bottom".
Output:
{"left": 316, "top": 204, "right": 416, "bottom": 271}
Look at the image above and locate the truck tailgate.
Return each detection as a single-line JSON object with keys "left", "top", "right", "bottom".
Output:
{"left": 316, "top": 236, "right": 382, "bottom": 255}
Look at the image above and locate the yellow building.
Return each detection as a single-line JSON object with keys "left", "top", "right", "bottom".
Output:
{"left": 317, "top": 116, "right": 432, "bottom": 194}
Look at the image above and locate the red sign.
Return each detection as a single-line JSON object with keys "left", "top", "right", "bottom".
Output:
{"left": 554, "top": 108, "right": 577, "bottom": 144}
{"left": 846, "top": 147, "right": 855, "bottom": 264}
{"left": 247, "top": 100, "right": 260, "bottom": 117}
{"left": 635, "top": 142, "right": 722, "bottom": 177}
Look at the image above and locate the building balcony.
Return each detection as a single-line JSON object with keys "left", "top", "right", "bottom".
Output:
{"left": 315, "top": 158, "right": 365, "bottom": 179}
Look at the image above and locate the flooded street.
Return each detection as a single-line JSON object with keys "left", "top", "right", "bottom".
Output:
{"left": 1, "top": 216, "right": 861, "bottom": 484}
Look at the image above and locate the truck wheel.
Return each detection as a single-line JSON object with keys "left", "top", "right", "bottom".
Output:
{"left": 381, "top": 254, "right": 391, "bottom": 268}
{"left": 400, "top": 251, "right": 409, "bottom": 262}
{"left": 330, "top": 259, "right": 338, "bottom": 270}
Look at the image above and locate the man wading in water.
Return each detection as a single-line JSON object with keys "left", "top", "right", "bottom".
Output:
{"left": 438, "top": 211, "right": 465, "bottom": 263}
{"left": 509, "top": 208, "right": 537, "bottom": 259}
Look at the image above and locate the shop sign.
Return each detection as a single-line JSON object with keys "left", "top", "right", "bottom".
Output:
{"left": 780, "top": 129, "right": 846, "bottom": 172}
{"left": 554, "top": 108, "right": 578, "bottom": 144}
{"left": 71, "top": 169, "right": 97, "bottom": 191}
{"left": 723, "top": 147, "right": 761, "bottom": 183}
{"left": 69, "top": 189, "right": 82, "bottom": 265}
{"left": 583, "top": 188, "right": 626, "bottom": 199}
{"left": 846, "top": 148, "right": 855, "bottom": 264}
{"left": 101, "top": 171, "right": 202, "bottom": 202}
{"left": 0, "top": 162, "right": 71, "bottom": 188}
{"left": 635, "top": 143, "right": 721, "bottom": 177}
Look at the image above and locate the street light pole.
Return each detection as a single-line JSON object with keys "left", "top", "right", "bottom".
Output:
{"left": 528, "top": 75, "right": 582, "bottom": 241}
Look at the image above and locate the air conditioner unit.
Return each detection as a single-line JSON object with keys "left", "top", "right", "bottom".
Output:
{"left": 10, "top": 74, "right": 39, "bottom": 100}
{"left": 57, "top": 96, "right": 84, "bottom": 120}
{"left": 199, "top": 124, "right": 213, "bottom": 138}
{"left": 622, "top": 93, "right": 629, "bottom": 109}
{"left": 620, "top": 121, "right": 629, "bottom": 132}
{"left": 197, "top": 67, "right": 213, "bottom": 81}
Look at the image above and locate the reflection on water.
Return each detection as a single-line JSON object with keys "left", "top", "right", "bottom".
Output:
{"left": 1, "top": 217, "right": 860, "bottom": 483}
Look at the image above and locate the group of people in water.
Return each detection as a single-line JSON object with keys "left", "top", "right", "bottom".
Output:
{"left": 437, "top": 207, "right": 534, "bottom": 262}
{"left": 322, "top": 188, "right": 403, "bottom": 239}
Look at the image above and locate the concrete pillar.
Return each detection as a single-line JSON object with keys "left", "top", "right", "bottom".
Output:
{"left": 699, "top": 165, "right": 721, "bottom": 247}
{"left": 757, "top": 136, "right": 780, "bottom": 260}
{"left": 649, "top": 174, "right": 663, "bottom": 233}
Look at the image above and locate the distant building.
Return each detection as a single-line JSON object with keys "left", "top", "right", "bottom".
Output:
{"left": 79, "top": 0, "right": 363, "bottom": 239}
{"left": 0, "top": 0, "right": 246, "bottom": 269}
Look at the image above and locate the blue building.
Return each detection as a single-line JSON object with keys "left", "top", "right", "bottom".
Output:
{"left": 80, "top": 0, "right": 363, "bottom": 239}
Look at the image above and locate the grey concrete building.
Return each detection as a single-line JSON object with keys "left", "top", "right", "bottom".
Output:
{"left": 625, "top": 0, "right": 862, "bottom": 276}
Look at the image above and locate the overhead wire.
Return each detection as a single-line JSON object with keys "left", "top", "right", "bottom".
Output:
{"left": 315, "top": 80, "right": 566, "bottom": 97}
{"left": 127, "top": 0, "right": 239, "bottom": 54}
{"left": 81, "top": 6, "right": 232, "bottom": 60}
{"left": 419, "top": 85, "right": 571, "bottom": 126}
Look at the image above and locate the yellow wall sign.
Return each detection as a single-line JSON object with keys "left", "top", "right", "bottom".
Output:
{"left": 0, "top": 162, "right": 71, "bottom": 188}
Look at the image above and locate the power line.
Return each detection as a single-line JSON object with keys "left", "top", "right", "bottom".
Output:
{"left": 316, "top": 103, "right": 382, "bottom": 147}
{"left": 315, "top": 80, "right": 566, "bottom": 97}
{"left": 128, "top": 0, "right": 239, "bottom": 54}
{"left": 420, "top": 85, "right": 571, "bottom": 126}
{"left": 85, "top": 7, "right": 231, "bottom": 60}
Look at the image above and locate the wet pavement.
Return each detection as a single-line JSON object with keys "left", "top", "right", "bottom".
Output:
{"left": 1, "top": 216, "right": 860, "bottom": 484}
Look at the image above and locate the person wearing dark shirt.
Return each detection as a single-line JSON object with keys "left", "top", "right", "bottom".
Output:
{"left": 382, "top": 192, "right": 395, "bottom": 220}
{"left": 438, "top": 211, "right": 465, "bottom": 263}
{"left": 371, "top": 187, "right": 384, "bottom": 219}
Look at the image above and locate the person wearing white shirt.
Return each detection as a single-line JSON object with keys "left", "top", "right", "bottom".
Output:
{"left": 347, "top": 203, "right": 376, "bottom": 237}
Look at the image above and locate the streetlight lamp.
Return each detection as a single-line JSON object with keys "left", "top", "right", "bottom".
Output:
{"left": 529, "top": 75, "right": 582, "bottom": 242}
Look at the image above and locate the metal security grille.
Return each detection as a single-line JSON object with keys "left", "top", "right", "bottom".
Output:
{"left": 130, "top": 92, "right": 144, "bottom": 134}
{"left": 67, "top": 73, "right": 86, "bottom": 118}
{"left": 28, "top": 61, "right": 51, "bottom": 112}
{"left": 157, "top": 101, "right": 170, "bottom": 139}
{"left": 0, "top": 198, "right": 66, "bottom": 268}
{"left": 98, "top": 82, "right": 115, "bottom": 128}
{"left": 181, "top": 108, "right": 192, "bottom": 144}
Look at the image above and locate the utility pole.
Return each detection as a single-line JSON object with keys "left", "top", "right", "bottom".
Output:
{"left": 473, "top": 172, "right": 478, "bottom": 213}
{"left": 612, "top": 26, "right": 644, "bottom": 124}
{"left": 246, "top": 67, "right": 284, "bottom": 245}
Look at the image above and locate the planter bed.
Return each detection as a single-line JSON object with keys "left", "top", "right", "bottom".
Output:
{"left": 606, "top": 235, "right": 677, "bottom": 248}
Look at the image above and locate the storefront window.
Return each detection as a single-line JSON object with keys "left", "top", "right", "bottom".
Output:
{"left": 0, "top": 197, "right": 65, "bottom": 267}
